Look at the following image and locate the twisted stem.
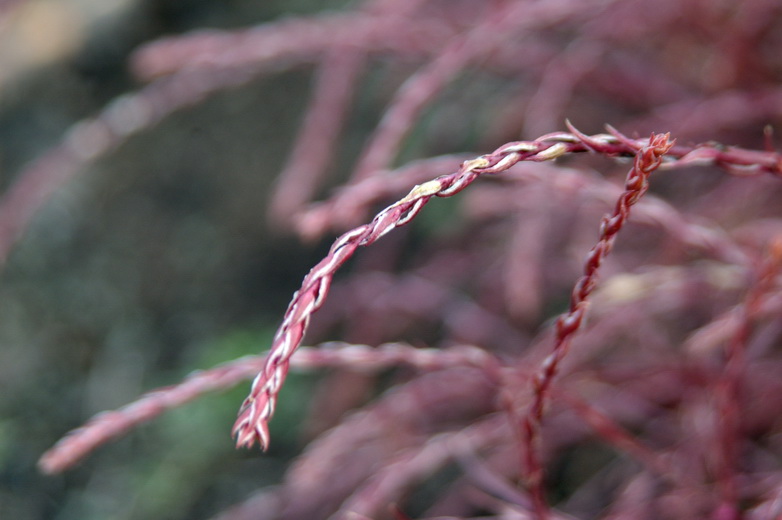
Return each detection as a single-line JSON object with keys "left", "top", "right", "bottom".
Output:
{"left": 232, "top": 128, "right": 680, "bottom": 449}
{"left": 520, "top": 132, "right": 674, "bottom": 518}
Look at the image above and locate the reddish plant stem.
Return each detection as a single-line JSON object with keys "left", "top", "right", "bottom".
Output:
{"left": 232, "top": 129, "right": 651, "bottom": 450}
{"left": 232, "top": 128, "right": 782, "bottom": 451}
{"left": 715, "top": 238, "right": 782, "bottom": 518}
{"left": 39, "top": 342, "right": 492, "bottom": 474}
{"left": 520, "top": 132, "right": 674, "bottom": 518}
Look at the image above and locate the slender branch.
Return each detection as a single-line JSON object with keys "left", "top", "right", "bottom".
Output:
{"left": 38, "top": 343, "right": 490, "bottom": 474}
{"left": 520, "top": 131, "right": 674, "bottom": 518}
{"left": 232, "top": 128, "right": 648, "bottom": 450}
{"left": 233, "top": 126, "right": 782, "bottom": 451}
{"left": 715, "top": 238, "right": 782, "bottom": 515}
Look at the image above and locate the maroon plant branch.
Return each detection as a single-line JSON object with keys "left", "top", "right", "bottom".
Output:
{"left": 715, "top": 238, "right": 782, "bottom": 515}
{"left": 231, "top": 129, "right": 636, "bottom": 450}
{"left": 520, "top": 132, "right": 674, "bottom": 518}
{"left": 38, "top": 342, "right": 492, "bottom": 475}
{"left": 233, "top": 128, "right": 782, "bottom": 452}
{"left": 300, "top": 139, "right": 776, "bottom": 246}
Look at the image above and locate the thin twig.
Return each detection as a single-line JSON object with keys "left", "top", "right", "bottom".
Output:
{"left": 520, "top": 131, "right": 674, "bottom": 518}
{"left": 38, "top": 343, "right": 491, "bottom": 474}
{"left": 230, "top": 127, "right": 782, "bottom": 453}
{"left": 715, "top": 238, "right": 782, "bottom": 515}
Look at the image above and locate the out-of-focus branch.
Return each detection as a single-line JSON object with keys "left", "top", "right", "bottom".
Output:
{"left": 39, "top": 342, "right": 492, "bottom": 474}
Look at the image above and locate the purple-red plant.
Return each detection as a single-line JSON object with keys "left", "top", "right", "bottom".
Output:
{"left": 5, "top": 0, "right": 782, "bottom": 519}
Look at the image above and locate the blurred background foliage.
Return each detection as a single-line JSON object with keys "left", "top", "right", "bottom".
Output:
{"left": 3, "top": 1, "right": 782, "bottom": 519}
{"left": 0, "top": 1, "right": 355, "bottom": 519}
